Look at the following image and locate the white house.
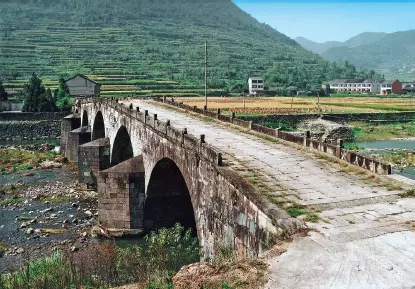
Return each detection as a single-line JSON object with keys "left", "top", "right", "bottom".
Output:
{"left": 248, "top": 77, "right": 264, "bottom": 95}
{"left": 65, "top": 74, "right": 100, "bottom": 97}
{"left": 328, "top": 79, "right": 381, "bottom": 94}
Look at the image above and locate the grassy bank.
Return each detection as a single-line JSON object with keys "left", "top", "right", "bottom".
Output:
{"left": 0, "top": 149, "right": 59, "bottom": 174}
{"left": 0, "top": 225, "right": 202, "bottom": 289}
{"left": 350, "top": 121, "right": 415, "bottom": 141}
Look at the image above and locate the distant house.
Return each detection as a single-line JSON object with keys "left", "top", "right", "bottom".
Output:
{"left": 65, "top": 74, "right": 100, "bottom": 97}
{"left": 403, "top": 83, "right": 415, "bottom": 94}
{"left": 381, "top": 79, "right": 404, "bottom": 95}
{"left": 328, "top": 79, "right": 381, "bottom": 94}
{"left": 248, "top": 77, "right": 264, "bottom": 95}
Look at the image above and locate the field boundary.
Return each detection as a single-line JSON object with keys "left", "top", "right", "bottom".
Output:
{"left": 151, "top": 96, "right": 392, "bottom": 175}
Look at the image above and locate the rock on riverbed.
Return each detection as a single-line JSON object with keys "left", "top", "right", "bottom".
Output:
{"left": 298, "top": 118, "right": 355, "bottom": 143}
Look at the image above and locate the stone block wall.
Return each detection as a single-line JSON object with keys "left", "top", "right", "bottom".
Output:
{"left": 78, "top": 138, "right": 110, "bottom": 186}
{"left": 0, "top": 120, "right": 61, "bottom": 140}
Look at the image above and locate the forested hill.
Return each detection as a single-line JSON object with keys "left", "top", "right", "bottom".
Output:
{"left": 1, "top": 0, "right": 376, "bottom": 96}
{"left": 322, "top": 30, "right": 415, "bottom": 80}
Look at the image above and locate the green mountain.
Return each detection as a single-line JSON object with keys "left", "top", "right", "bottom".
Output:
{"left": 322, "top": 30, "right": 415, "bottom": 80}
{"left": 295, "top": 32, "right": 387, "bottom": 55}
{"left": 0, "top": 0, "right": 376, "bottom": 96}
{"left": 295, "top": 37, "right": 343, "bottom": 55}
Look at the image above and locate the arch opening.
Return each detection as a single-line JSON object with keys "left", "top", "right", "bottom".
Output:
{"left": 92, "top": 111, "right": 105, "bottom": 140}
{"left": 111, "top": 126, "right": 133, "bottom": 166}
{"left": 82, "top": 110, "right": 89, "bottom": 127}
{"left": 144, "top": 158, "right": 197, "bottom": 235}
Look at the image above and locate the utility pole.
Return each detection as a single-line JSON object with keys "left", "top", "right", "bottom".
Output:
{"left": 204, "top": 41, "right": 208, "bottom": 110}
{"left": 317, "top": 90, "right": 320, "bottom": 113}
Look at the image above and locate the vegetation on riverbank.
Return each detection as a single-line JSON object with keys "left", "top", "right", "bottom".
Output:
{"left": 0, "top": 224, "right": 202, "bottom": 289}
{"left": 350, "top": 121, "right": 415, "bottom": 141}
{"left": 368, "top": 151, "right": 415, "bottom": 170}
{"left": 0, "top": 149, "right": 60, "bottom": 174}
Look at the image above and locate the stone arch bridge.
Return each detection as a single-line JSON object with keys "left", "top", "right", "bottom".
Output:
{"left": 61, "top": 98, "right": 292, "bottom": 259}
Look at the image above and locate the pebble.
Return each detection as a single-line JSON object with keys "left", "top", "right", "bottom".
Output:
{"left": 26, "top": 228, "right": 34, "bottom": 235}
{"left": 16, "top": 248, "right": 25, "bottom": 254}
{"left": 84, "top": 210, "right": 93, "bottom": 216}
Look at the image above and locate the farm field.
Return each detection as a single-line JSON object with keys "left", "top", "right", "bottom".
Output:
{"left": 174, "top": 96, "right": 415, "bottom": 115}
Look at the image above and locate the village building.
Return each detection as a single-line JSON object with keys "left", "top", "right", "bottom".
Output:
{"left": 403, "top": 82, "right": 415, "bottom": 94}
{"left": 328, "top": 79, "right": 381, "bottom": 94}
{"left": 65, "top": 74, "right": 100, "bottom": 97}
{"left": 248, "top": 77, "right": 264, "bottom": 95}
{"left": 380, "top": 79, "right": 404, "bottom": 95}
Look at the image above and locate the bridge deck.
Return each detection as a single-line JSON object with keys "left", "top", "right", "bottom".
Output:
{"left": 124, "top": 99, "right": 415, "bottom": 289}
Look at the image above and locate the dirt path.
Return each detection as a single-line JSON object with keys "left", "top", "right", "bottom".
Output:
{"left": 125, "top": 100, "right": 415, "bottom": 289}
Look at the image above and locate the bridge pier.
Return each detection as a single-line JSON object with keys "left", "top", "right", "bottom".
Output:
{"left": 65, "top": 127, "right": 91, "bottom": 163}
{"left": 60, "top": 114, "right": 81, "bottom": 153}
{"left": 78, "top": 138, "right": 110, "bottom": 187}
{"left": 98, "top": 156, "right": 145, "bottom": 231}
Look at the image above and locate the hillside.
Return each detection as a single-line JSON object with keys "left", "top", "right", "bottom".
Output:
{"left": 322, "top": 30, "right": 415, "bottom": 80}
{"left": 0, "top": 0, "right": 375, "bottom": 97}
{"left": 295, "top": 32, "right": 386, "bottom": 55}
{"left": 295, "top": 37, "right": 343, "bottom": 55}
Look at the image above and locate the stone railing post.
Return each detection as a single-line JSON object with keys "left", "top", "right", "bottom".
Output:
{"left": 248, "top": 121, "right": 253, "bottom": 130}
{"left": 200, "top": 134, "right": 205, "bottom": 143}
{"left": 304, "top": 130, "right": 310, "bottom": 147}
{"left": 136, "top": 107, "right": 140, "bottom": 112}
{"left": 217, "top": 108, "right": 221, "bottom": 119}
{"left": 217, "top": 153, "right": 223, "bottom": 166}
{"left": 275, "top": 127, "right": 280, "bottom": 138}
{"left": 337, "top": 139, "right": 344, "bottom": 158}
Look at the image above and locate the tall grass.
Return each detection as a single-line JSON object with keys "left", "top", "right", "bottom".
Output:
{"left": 0, "top": 224, "right": 201, "bottom": 289}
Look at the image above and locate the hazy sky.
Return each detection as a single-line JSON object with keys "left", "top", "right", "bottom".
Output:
{"left": 233, "top": 0, "right": 415, "bottom": 43}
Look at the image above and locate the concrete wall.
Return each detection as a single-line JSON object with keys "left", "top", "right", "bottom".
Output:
{"left": 75, "top": 98, "right": 294, "bottom": 259}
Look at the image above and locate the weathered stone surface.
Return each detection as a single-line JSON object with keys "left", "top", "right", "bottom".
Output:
{"left": 298, "top": 118, "right": 355, "bottom": 142}
{"left": 69, "top": 98, "right": 284, "bottom": 260}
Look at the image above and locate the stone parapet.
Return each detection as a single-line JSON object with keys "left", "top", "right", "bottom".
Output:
{"left": 78, "top": 137, "right": 110, "bottom": 186}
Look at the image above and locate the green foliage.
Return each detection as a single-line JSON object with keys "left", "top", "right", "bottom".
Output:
{"left": 343, "top": 142, "right": 365, "bottom": 151}
{"left": 263, "top": 122, "right": 294, "bottom": 132}
{"left": 0, "top": 242, "right": 7, "bottom": 258}
{"left": 0, "top": 81, "right": 8, "bottom": 100}
{"left": 21, "top": 73, "right": 57, "bottom": 112}
{"left": 55, "top": 77, "right": 72, "bottom": 110}
{"left": 0, "top": 0, "right": 377, "bottom": 94}
{"left": 0, "top": 224, "right": 201, "bottom": 289}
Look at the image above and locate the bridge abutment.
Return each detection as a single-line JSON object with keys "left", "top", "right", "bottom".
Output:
{"left": 98, "top": 156, "right": 146, "bottom": 231}
{"left": 65, "top": 127, "right": 91, "bottom": 163}
{"left": 78, "top": 138, "right": 110, "bottom": 186}
{"left": 60, "top": 114, "right": 81, "bottom": 153}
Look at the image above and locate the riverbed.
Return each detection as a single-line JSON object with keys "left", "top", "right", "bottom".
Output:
{"left": 357, "top": 139, "right": 415, "bottom": 180}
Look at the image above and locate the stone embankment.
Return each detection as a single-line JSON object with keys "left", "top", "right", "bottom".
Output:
{"left": 0, "top": 112, "right": 66, "bottom": 140}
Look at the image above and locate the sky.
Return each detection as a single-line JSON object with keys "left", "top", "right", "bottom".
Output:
{"left": 233, "top": 0, "right": 415, "bottom": 43}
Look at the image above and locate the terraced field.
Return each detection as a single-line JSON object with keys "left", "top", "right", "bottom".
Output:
{"left": 175, "top": 96, "right": 415, "bottom": 114}
{"left": 0, "top": 1, "right": 376, "bottom": 99}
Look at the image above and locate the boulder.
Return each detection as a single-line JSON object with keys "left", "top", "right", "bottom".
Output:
{"left": 298, "top": 118, "right": 355, "bottom": 143}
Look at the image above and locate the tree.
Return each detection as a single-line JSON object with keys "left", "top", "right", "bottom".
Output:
{"left": 324, "top": 83, "right": 331, "bottom": 96}
{"left": 0, "top": 81, "right": 8, "bottom": 101}
{"left": 22, "top": 73, "right": 57, "bottom": 112}
{"left": 55, "top": 77, "right": 71, "bottom": 110}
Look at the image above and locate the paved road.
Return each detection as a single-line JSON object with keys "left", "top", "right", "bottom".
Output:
{"left": 125, "top": 100, "right": 415, "bottom": 289}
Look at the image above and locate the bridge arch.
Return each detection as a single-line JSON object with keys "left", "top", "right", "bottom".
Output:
{"left": 81, "top": 110, "right": 89, "bottom": 127}
{"left": 92, "top": 111, "right": 105, "bottom": 140}
{"left": 111, "top": 125, "right": 133, "bottom": 166}
{"left": 144, "top": 157, "right": 197, "bottom": 236}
